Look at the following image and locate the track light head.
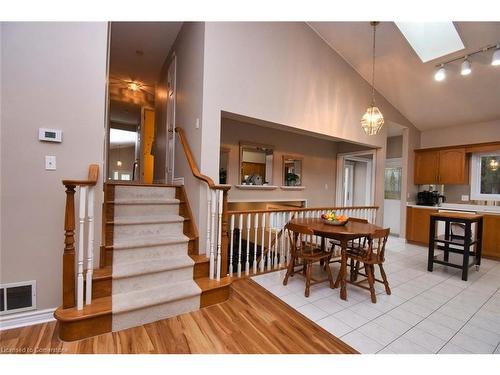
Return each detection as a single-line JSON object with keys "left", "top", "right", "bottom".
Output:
{"left": 461, "top": 57, "right": 472, "bottom": 75}
{"left": 434, "top": 64, "right": 446, "bottom": 81}
{"left": 492, "top": 45, "right": 500, "bottom": 66}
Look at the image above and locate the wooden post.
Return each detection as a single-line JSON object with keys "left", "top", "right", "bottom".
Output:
{"left": 220, "top": 188, "right": 230, "bottom": 278}
{"left": 63, "top": 184, "right": 76, "bottom": 309}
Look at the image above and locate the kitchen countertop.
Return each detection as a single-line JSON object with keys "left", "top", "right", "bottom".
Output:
{"left": 407, "top": 203, "right": 500, "bottom": 214}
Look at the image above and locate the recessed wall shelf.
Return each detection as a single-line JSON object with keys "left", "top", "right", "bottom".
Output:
{"left": 235, "top": 185, "right": 278, "bottom": 190}
{"left": 280, "top": 186, "right": 306, "bottom": 190}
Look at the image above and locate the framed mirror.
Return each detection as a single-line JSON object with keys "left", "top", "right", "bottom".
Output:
{"left": 239, "top": 142, "right": 274, "bottom": 185}
{"left": 282, "top": 155, "right": 303, "bottom": 186}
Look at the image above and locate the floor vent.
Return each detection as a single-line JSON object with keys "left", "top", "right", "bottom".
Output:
{"left": 0, "top": 281, "right": 36, "bottom": 315}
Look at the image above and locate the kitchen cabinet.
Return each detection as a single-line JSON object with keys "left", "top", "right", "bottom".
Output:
{"left": 483, "top": 214, "right": 500, "bottom": 259}
{"left": 406, "top": 206, "right": 438, "bottom": 244}
{"left": 414, "top": 147, "right": 468, "bottom": 185}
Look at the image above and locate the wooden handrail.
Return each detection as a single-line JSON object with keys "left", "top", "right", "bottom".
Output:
{"left": 62, "top": 164, "right": 99, "bottom": 187}
{"left": 227, "top": 206, "right": 379, "bottom": 215}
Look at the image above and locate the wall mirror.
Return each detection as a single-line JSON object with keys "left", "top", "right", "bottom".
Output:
{"left": 239, "top": 143, "right": 274, "bottom": 185}
{"left": 282, "top": 156, "right": 303, "bottom": 186}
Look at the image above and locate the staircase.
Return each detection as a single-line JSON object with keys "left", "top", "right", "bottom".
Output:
{"left": 55, "top": 181, "right": 231, "bottom": 341}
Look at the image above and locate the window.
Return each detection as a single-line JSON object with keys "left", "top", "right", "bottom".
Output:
{"left": 470, "top": 152, "right": 500, "bottom": 201}
{"left": 384, "top": 167, "right": 402, "bottom": 200}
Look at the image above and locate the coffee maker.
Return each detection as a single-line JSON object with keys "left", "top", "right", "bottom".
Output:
{"left": 417, "top": 190, "right": 446, "bottom": 206}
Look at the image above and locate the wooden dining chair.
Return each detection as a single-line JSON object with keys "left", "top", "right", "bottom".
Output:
{"left": 345, "top": 228, "right": 391, "bottom": 303}
{"left": 328, "top": 217, "right": 369, "bottom": 262}
{"left": 283, "top": 222, "right": 335, "bottom": 297}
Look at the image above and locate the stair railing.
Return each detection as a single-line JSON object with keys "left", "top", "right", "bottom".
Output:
{"left": 175, "top": 127, "right": 231, "bottom": 280}
{"left": 62, "top": 164, "right": 99, "bottom": 310}
{"left": 226, "top": 206, "right": 379, "bottom": 278}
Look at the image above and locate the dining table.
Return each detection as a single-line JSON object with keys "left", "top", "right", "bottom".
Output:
{"left": 288, "top": 217, "right": 383, "bottom": 300}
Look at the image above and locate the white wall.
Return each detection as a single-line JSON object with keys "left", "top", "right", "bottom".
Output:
{"left": 200, "top": 22, "right": 415, "bottom": 225}
{"left": 0, "top": 22, "right": 108, "bottom": 310}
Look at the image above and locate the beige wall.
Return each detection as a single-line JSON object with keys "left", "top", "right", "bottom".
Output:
{"left": 387, "top": 136, "right": 403, "bottom": 159}
{"left": 221, "top": 118, "right": 337, "bottom": 207}
{"left": 200, "top": 22, "right": 417, "bottom": 225}
{"left": 0, "top": 23, "right": 108, "bottom": 310}
{"left": 420, "top": 120, "right": 500, "bottom": 148}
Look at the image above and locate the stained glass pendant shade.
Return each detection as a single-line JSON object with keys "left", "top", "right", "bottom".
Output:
{"left": 361, "top": 22, "right": 384, "bottom": 136}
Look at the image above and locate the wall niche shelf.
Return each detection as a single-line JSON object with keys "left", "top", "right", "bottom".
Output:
{"left": 280, "top": 186, "right": 306, "bottom": 191}
{"left": 235, "top": 184, "right": 278, "bottom": 190}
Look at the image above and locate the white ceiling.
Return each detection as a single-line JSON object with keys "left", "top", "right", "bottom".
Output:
{"left": 309, "top": 22, "right": 500, "bottom": 131}
{"left": 109, "top": 22, "right": 183, "bottom": 87}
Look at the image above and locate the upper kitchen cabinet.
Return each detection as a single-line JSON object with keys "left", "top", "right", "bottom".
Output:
{"left": 414, "top": 149, "right": 439, "bottom": 184}
{"left": 438, "top": 148, "right": 468, "bottom": 185}
{"left": 414, "top": 147, "right": 469, "bottom": 185}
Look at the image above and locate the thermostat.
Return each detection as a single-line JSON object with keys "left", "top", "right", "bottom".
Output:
{"left": 39, "top": 128, "right": 62, "bottom": 143}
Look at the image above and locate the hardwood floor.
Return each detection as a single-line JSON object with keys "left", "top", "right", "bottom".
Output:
{"left": 0, "top": 278, "right": 356, "bottom": 354}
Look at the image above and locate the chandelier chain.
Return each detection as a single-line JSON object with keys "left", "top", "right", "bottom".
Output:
{"left": 371, "top": 22, "right": 376, "bottom": 105}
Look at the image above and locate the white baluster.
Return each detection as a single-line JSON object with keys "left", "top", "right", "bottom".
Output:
{"left": 273, "top": 214, "right": 279, "bottom": 268}
{"left": 209, "top": 189, "right": 216, "bottom": 279}
{"left": 267, "top": 212, "right": 273, "bottom": 270}
{"left": 206, "top": 187, "right": 211, "bottom": 261}
{"left": 216, "top": 190, "right": 223, "bottom": 280}
{"left": 245, "top": 213, "right": 251, "bottom": 275}
{"left": 229, "top": 215, "right": 235, "bottom": 277}
{"left": 253, "top": 213, "right": 259, "bottom": 274}
{"left": 238, "top": 214, "right": 243, "bottom": 277}
{"left": 77, "top": 186, "right": 86, "bottom": 310}
{"left": 260, "top": 213, "right": 266, "bottom": 272}
{"left": 85, "top": 186, "right": 94, "bottom": 305}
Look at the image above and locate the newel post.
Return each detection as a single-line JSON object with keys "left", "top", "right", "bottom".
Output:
{"left": 63, "top": 184, "right": 76, "bottom": 309}
{"left": 220, "top": 188, "right": 230, "bottom": 278}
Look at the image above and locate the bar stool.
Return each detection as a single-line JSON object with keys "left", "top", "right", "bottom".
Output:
{"left": 428, "top": 212, "right": 483, "bottom": 281}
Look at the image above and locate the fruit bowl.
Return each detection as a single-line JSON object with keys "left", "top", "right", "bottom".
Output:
{"left": 322, "top": 218, "right": 349, "bottom": 226}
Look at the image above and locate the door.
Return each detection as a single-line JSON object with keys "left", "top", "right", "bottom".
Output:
{"left": 383, "top": 159, "right": 402, "bottom": 235}
{"left": 140, "top": 108, "right": 155, "bottom": 183}
{"left": 165, "top": 54, "right": 177, "bottom": 184}
{"left": 414, "top": 150, "right": 439, "bottom": 185}
{"left": 438, "top": 148, "right": 467, "bottom": 184}
{"left": 343, "top": 163, "right": 354, "bottom": 206}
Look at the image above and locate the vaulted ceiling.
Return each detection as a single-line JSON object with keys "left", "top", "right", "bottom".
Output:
{"left": 308, "top": 22, "right": 500, "bottom": 131}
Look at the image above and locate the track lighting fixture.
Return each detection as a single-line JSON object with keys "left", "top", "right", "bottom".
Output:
{"left": 492, "top": 45, "right": 500, "bottom": 66}
{"left": 434, "top": 64, "right": 446, "bottom": 81}
{"left": 461, "top": 57, "right": 471, "bottom": 75}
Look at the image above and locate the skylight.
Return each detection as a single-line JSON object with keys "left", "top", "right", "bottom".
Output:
{"left": 395, "top": 22, "right": 465, "bottom": 63}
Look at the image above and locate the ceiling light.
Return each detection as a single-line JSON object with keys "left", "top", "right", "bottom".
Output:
{"left": 128, "top": 82, "right": 141, "bottom": 92}
{"left": 489, "top": 159, "right": 498, "bottom": 171}
{"left": 116, "top": 160, "right": 123, "bottom": 167}
{"left": 492, "top": 45, "right": 500, "bottom": 66}
{"left": 461, "top": 57, "right": 472, "bottom": 75}
{"left": 361, "top": 22, "right": 384, "bottom": 136}
{"left": 434, "top": 64, "right": 446, "bottom": 81}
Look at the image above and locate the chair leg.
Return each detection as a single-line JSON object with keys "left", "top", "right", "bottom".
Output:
{"left": 366, "top": 263, "right": 377, "bottom": 303}
{"left": 325, "top": 258, "right": 335, "bottom": 289}
{"left": 349, "top": 258, "right": 356, "bottom": 282}
{"left": 305, "top": 261, "right": 312, "bottom": 297}
{"left": 378, "top": 263, "right": 391, "bottom": 295}
{"left": 283, "top": 255, "right": 295, "bottom": 286}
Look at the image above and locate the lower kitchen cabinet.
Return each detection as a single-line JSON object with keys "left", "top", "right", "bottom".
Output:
{"left": 483, "top": 215, "right": 500, "bottom": 259}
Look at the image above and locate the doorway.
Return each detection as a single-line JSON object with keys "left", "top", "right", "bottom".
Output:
{"left": 336, "top": 151, "right": 376, "bottom": 207}
{"left": 165, "top": 54, "right": 177, "bottom": 184}
{"left": 384, "top": 158, "right": 403, "bottom": 235}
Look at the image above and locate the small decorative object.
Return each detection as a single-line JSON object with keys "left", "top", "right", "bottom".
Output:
{"left": 321, "top": 211, "right": 349, "bottom": 226}
{"left": 285, "top": 172, "right": 300, "bottom": 186}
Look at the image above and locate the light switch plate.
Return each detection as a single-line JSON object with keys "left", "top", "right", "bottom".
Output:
{"left": 45, "top": 155, "right": 56, "bottom": 170}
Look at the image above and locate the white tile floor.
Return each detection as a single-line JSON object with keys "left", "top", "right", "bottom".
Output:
{"left": 252, "top": 236, "right": 500, "bottom": 354}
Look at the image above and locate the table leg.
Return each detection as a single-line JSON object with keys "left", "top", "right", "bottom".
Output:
{"left": 462, "top": 224, "right": 471, "bottom": 281}
{"left": 428, "top": 217, "right": 436, "bottom": 272}
{"left": 333, "top": 239, "right": 348, "bottom": 300}
{"left": 476, "top": 218, "right": 483, "bottom": 267}
{"left": 444, "top": 221, "right": 450, "bottom": 262}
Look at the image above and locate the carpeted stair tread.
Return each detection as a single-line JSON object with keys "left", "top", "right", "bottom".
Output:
{"left": 113, "top": 280, "right": 201, "bottom": 314}
{"left": 112, "top": 234, "right": 189, "bottom": 250}
{"left": 113, "top": 255, "right": 194, "bottom": 279}
{"left": 110, "top": 214, "right": 185, "bottom": 225}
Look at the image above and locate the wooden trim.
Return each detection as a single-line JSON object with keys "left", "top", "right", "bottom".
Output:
{"left": 227, "top": 206, "right": 379, "bottom": 215}
{"left": 62, "top": 185, "right": 76, "bottom": 309}
{"left": 415, "top": 141, "right": 500, "bottom": 154}
{"left": 176, "top": 185, "right": 199, "bottom": 255}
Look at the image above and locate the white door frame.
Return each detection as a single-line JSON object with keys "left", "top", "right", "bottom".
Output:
{"left": 336, "top": 149, "right": 377, "bottom": 207}
{"left": 165, "top": 53, "right": 177, "bottom": 184}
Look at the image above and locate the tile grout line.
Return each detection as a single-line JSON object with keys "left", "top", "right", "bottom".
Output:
{"left": 436, "top": 285, "right": 500, "bottom": 353}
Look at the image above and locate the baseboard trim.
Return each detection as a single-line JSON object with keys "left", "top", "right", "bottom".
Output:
{"left": 0, "top": 308, "right": 56, "bottom": 330}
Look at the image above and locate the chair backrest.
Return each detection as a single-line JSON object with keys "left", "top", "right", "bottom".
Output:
{"left": 349, "top": 217, "right": 368, "bottom": 224}
{"left": 367, "top": 228, "right": 390, "bottom": 262}
{"left": 285, "top": 222, "right": 316, "bottom": 257}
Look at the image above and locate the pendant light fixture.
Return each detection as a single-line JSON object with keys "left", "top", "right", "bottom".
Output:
{"left": 361, "top": 21, "right": 384, "bottom": 136}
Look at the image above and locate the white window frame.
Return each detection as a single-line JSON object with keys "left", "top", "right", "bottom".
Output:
{"left": 470, "top": 151, "right": 500, "bottom": 201}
